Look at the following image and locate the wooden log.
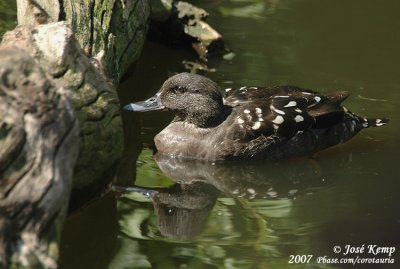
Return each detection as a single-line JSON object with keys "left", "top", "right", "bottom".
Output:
{"left": 148, "top": 0, "right": 224, "bottom": 60}
{"left": 0, "top": 22, "right": 124, "bottom": 209}
{"left": 9, "top": 0, "right": 153, "bottom": 203}
{"left": 0, "top": 47, "right": 79, "bottom": 268}
{"left": 0, "top": 0, "right": 151, "bottom": 266}
{"left": 16, "top": 0, "right": 151, "bottom": 80}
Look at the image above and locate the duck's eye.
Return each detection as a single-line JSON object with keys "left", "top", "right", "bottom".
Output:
{"left": 173, "top": 86, "right": 186, "bottom": 94}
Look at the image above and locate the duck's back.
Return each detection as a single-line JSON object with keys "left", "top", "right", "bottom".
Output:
{"left": 216, "top": 86, "right": 384, "bottom": 160}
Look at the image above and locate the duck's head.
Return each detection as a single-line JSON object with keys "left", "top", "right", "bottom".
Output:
{"left": 123, "top": 73, "right": 226, "bottom": 127}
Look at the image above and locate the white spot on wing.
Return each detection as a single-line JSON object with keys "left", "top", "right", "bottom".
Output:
{"left": 270, "top": 105, "right": 285, "bottom": 115}
{"left": 294, "top": 115, "right": 304, "bottom": 122}
{"left": 302, "top": 92, "right": 312, "bottom": 95}
{"left": 225, "top": 88, "right": 232, "bottom": 92}
{"left": 314, "top": 96, "right": 321, "bottom": 102}
{"left": 247, "top": 188, "right": 255, "bottom": 194}
{"left": 294, "top": 108, "right": 302, "bottom": 113}
{"left": 272, "top": 115, "right": 284, "bottom": 124}
{"left": 244, "top": 109, "right": 250, "bottom": 114}
{"left": 284, "top": 101, "right": 297, "bottom": 107}
{"left": 237, "top": 117, "right": 245, "bottom": 124}
{"left": 252, "top": 121, "right": 261, "bottom": 130}
{"left": 255, "top": 107, "right": 262, "bottom": 114}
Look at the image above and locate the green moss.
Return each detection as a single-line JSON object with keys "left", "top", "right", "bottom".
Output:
{"left": 0, "top": 0, "right": 17, "bottom": 38}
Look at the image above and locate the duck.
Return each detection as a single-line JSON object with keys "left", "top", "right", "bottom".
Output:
{"left": 123, "top": 73, "right": 388, "bottom": 161}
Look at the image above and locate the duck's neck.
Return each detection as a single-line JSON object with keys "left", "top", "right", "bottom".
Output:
{"left": 176, "top": 102, "right": 230, "bottom": 128}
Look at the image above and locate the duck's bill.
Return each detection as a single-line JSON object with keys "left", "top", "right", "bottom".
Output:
{"left": 112, "top": 185, "right": 158, "bottom": 199}
{"left": 122, "top": 93, "right": 165, "bottom": 112}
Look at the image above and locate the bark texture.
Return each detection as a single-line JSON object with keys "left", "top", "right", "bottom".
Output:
{"left": 1, "top": 22, "right": 123, "bottom": 202}
{"left": 0, "top": 0, "right": 150, "bottom": 265}
{"left": 63, "top": 0, "right": 150, "bottom": 79}
{"left": 17, "top": 0, "right": 151, "bottom": 80}
{"left": 11, "top": 0, "right": 152, "bottom": 199}
{"left": 0, "top": 47, "right": 79, "bottom": 268}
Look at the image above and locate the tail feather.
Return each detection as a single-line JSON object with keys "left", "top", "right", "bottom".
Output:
{"left": 345, "top": 110, "right": 389, "bottom": 128}
{"left": 364, "top": 117, "right": 389, "bottom": 128}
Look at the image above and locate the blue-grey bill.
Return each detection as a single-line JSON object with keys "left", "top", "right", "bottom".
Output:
{"left": 122, "top": 93, "right": 165, "bottom": 112}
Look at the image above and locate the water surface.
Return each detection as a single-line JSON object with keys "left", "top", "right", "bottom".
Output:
{"left": 60, "top": 0, "right": 400, "bottom": 268}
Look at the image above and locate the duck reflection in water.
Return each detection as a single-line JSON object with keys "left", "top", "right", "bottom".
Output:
{"left": 116, "top": 153, "right": 342, "bottom": 240}
{"left": 153, "top": 182, "right": 219, "bottom": 240}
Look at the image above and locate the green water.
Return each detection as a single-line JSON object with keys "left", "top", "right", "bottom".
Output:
{"left": 61, "top": 0, "right": 400, "bottom": 268}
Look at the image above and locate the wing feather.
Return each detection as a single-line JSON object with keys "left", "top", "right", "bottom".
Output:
{"left": 223, "top": 86, "right": 347, "bottom": 139}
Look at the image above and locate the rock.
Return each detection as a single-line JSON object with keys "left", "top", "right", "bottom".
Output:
{"left": 0, "top": 47, "right": 79, "bottom": 268}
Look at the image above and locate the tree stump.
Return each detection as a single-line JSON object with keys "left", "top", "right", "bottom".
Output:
{"left": 0, "top": 22, "right": 124, "bottom": 209}
{"left": 0, "top": 47, "right": 79, "bottom": 268}
{"left": 16, "top": 0, "right": 151, "bottom": 81}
